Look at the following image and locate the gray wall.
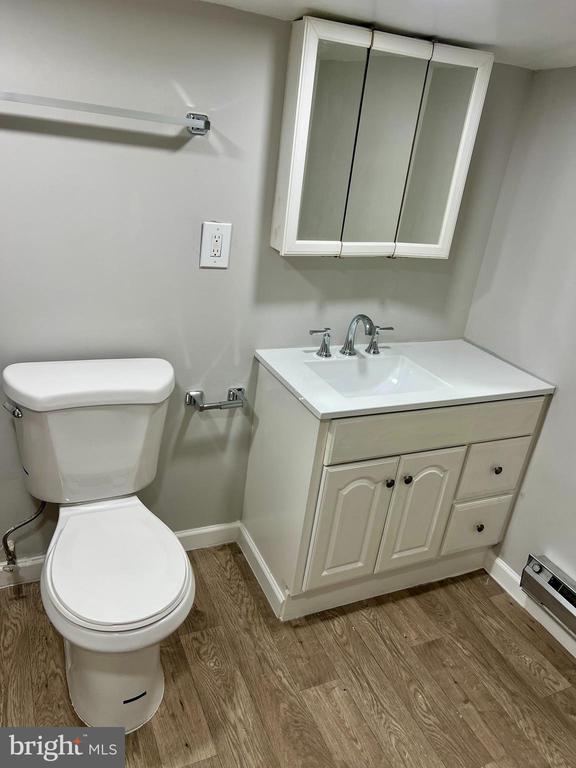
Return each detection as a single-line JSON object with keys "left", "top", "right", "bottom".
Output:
{"left": 0, "top": 0, "right": 531, "bottom": 559}
{"left": 466, "top": 67, "right": 576, "bottom": 579}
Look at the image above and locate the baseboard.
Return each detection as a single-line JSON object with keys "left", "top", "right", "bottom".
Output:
{"left": 484, "top": 551, "right": 576, "bottom": 659}
{"left": 280, "top": 550, "right": 487, "bottom": 621}
{"left": 0, "top": 554, "right": 45, "bottom": 589}
{"left": 176, "top": 521, "right": 239, "bottom": 551}
{"left": 237, "top": 523, "right": 286, "bottom": 617}
{"left": 0, "top": 521, "right": 241, "bottom": 590}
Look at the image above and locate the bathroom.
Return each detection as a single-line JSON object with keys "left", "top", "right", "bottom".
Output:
{"left": 1, "top": 0, "right": 575, "bottom": 764}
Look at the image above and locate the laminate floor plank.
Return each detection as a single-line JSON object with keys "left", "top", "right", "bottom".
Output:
{"left": 352, "top": 601, "right": 491, "bottom": 768}
{"left": 232, "top": 547, "right": 338, "bottom": 691}
{"left": 449, "top": 575, "right": 570, "bottom": 697}
{"left": 414, "top": 636, "right": 548, "bottom": 768}
{"left": 490, "top": 592, "right": 576, "bottom": 683}
{"left": 0, "top": 583, "right": 36, "bottom": 726}
{"left": 367, "top": 588, "right": 445, "bottom": 646}
{"left": 125, "top": 722, "right": 163, "bottom": 768}
{"left": 541, "top": 684, "right": 576, "bottom": 731}
{"left": 188, "top": 758, "right": 223, "bottom": 768}
{"left": 194, "top": 545, "right": 336, "bottom": 768}
{"left": 152, "top": 637, "right": 217, "bottom": 767}
{"left": 437, "top": 582, "right": 576, "bottom": 768}
{"left": 301, "top": 679, "right": 391, "bottom": 768}
{"left": 310, "top": 608, "right": 448, "bottom": 768}
{"left": 181, "top": 626, "right": 279, "bottom": 768}
{"left": 179, "top": 554, "right": 221, "bottom": 636}
{"left": 28, "top": 587, "right": 82, "bottom": 727}
{"left": 2, "top": 548, "right": 576, "bottom": 768}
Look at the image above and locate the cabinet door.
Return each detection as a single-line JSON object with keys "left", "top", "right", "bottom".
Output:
{"left": 341, "top": 33, "right": 432, "bottom": 257}
{"left": 394, "top": 45, "right": 493, "bottom": 259}
{"left": 304, "top": 457, "right": 399, "bottom": 590}
{"left": 271, "top": 17, "right": 371, "bottom": 256}
{"left": 375, "top": 447, "right": 466, "bottom": 572}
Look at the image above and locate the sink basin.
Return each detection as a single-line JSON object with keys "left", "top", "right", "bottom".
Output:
{"left": 306, "top": 355, "right": 448, "bottom": 398}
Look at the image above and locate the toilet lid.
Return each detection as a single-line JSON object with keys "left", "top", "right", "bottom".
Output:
{"left": 46, "top": 497, "right": 190, "bottom": 631}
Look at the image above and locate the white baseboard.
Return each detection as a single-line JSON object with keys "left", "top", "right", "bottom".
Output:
{"left": 280, "top": 550, "right": 487, "bottom": 621}
{"left": 237, "top": 523, "right": 286, "bottom": 617}
{"left": 0, "top": 521, "right": 241, "bottom": 590}
{"left": 0, "top": 554, "right": 45, "bottom": 589}
{"left": 235, "top": 526, "right": 489, "bottom": 622}
{"left": 176, "top": 521, "right": 239, "bottom": 551}
{"left": 484, "top": 551, "right": 576, "bottom": 659}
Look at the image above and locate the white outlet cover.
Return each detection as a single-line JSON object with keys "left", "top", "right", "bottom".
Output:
{"left": 200, "top": 221, "right": 232, "bottom": 269}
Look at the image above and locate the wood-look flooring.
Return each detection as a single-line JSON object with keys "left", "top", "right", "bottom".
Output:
{"left": 1, "top": 544, "right": 575, "bottom": 768}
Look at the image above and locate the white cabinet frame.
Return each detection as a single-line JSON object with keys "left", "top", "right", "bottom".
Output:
{"left": 271, "top": 17, "right": 494, "bottom": 260}
{"left": 270, "top": 17, "right": 371, "bottom": 257}
{"left": 394, "top": 44, "right": 493, "bottom": 259}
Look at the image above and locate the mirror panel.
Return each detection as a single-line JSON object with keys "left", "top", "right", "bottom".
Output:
{"left": 397, "top": 61, "right": 476, "bottom": 245}
{"left": 343, "top": 50, "right": 429, "bottom": 244}
{"left": 298, "top": 41, "right": 367, "bottom": 241}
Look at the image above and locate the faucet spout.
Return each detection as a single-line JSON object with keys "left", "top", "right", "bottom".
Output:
{"left": 339, "top": 314, "right": 375, "bottom": 356}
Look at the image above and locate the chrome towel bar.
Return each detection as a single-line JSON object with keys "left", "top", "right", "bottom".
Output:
{"left": 0, "top": 91, "right": 210, "bottom": 135}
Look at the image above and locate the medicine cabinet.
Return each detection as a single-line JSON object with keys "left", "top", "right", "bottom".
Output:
{"left": 271, "top": 17, "right": 493, "bottom": 259}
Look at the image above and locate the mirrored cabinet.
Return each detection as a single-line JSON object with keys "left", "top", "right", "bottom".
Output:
{"left": 271, "top": 17, "right": 493, "bottom": 259}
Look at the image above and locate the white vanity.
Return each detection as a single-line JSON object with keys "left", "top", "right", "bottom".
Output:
{"left": 241, "top": 340, "right": 554, "bottom": 619}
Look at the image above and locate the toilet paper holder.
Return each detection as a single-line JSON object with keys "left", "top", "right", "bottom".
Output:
{"left": 185, "top": 387, "right": 245, "bottom": 412}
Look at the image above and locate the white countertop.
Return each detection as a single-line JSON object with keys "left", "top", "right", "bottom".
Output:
{"left": 255, "top": 339, "right": 555, "bottom": 420}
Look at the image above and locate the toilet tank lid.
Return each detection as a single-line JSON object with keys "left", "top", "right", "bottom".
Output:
{"left": 2, "top": 358, "right": 175, "bottom": 411}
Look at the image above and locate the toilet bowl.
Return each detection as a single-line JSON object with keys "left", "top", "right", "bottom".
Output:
{"left": 41, "top": 496, "right": 195, "bottom": 731}
{"left": 2, "top": 357, "right": 193, "bottom": 732}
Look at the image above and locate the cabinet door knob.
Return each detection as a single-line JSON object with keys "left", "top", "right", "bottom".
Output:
{"left": 476, "top": 523, "right": 485, "bottom": 533}
{"left": 403, "top": 475, "right": 413, "bottom": 485}
{"left": 493, "top": 465, "right": 503, "bottom": 475}
{"left": 385, "top": 479, "right": 395, "bottom": 488}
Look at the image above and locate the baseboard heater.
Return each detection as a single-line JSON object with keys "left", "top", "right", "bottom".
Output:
{"left": 521, "top": 554, "right": 576, "bottom": 636}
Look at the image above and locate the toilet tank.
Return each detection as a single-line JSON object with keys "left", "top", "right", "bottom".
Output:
{"left": 2, "top": 358, "right": 175, "bottom": 504}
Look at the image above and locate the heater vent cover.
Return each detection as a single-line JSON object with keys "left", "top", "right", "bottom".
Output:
{"left": 521, "top": 554, "right": 576, "bottom": 637}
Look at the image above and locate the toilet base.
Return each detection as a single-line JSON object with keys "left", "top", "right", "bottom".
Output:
{"left": 64, "top": 640, "right": 165, "bottom": 733}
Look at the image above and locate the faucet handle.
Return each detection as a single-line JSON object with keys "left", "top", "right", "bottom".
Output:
{"left": 309, "top": 328, "right": 332, "bottom": 358}
{"left": 366, "top": 326, "right": 394, "bottom": 355}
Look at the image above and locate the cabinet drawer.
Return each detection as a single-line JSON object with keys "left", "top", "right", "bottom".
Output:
{"left": 441, "top": 495, "right": 513, "bottom": 555}
{"left": 456, "top": 436, "right": 531, "bottom": 500}
{"left": 324, "top": 397, "right": 544, "bottom": 466}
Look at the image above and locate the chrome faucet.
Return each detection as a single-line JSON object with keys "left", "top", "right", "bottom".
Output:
{"left": 340, "top": 314, "right": 394, "bottom": 356}
{"left": 340, "top": 314, "right": 375, "bottom": 356}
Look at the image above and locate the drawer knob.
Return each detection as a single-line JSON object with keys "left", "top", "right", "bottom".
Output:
{"left": 493, "top": 465, "right": 503, "bottom": 475}
{"left": 385, "top": 479, "right": 395, "bottom": 488}
{"left": 476, "top": 523, "right": 485, "bottom": 533}
{"left": 404, "top": 475, "right": 413, "bottom": 485}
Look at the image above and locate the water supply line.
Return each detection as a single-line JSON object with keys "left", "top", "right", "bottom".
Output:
{"left": 2, "top": 500, "right": 46, "bottom": 573}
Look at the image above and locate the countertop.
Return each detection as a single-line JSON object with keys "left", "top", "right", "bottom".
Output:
{"left": 255, "top": 339, "right": 555, "bottom": 420}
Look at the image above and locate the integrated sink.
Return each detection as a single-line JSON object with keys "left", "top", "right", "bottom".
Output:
{"left": 306, "top": 355, "right": 447, "bottom": 397}
{"left": 254, "top": 340, "right": 555, "bottom": 419}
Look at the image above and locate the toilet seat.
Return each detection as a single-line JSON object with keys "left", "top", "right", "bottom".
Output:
{"left": 44, "top": 496, "right": 190, "bottom": 632}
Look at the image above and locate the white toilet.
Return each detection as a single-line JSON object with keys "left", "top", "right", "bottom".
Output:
{"left": 2, "top": 358, "right": 194, "bottom": 732}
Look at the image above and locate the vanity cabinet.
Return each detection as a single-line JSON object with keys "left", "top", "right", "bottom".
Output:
{"left": 271, "top": 17, "right": 493, "bottom": 259}
{"left": 242, "top": 363, "right": 550, "bottom": 620}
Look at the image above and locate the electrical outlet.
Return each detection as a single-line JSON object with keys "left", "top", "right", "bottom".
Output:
{"left": 200, "top": 221, "right": 232, "bottom": 269}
